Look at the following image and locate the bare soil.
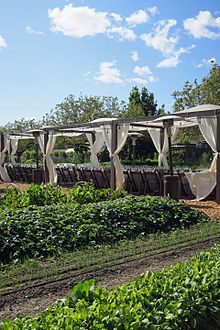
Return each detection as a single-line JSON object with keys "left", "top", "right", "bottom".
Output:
{"left": 0, "top": 238, "right": 218, "bottom": 321}
{"left": 1, "top": 184, "right": 220, "bottom": 320}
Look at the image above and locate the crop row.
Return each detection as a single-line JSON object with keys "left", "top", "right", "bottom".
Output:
{"left": 2, "top": 243, "right": 220, "bottom": 329}
{"left": 0, "top": 183, "right": 128, "bottom": 209}
{"left": 0, "top": 195, "right": 208, "bottom": 264}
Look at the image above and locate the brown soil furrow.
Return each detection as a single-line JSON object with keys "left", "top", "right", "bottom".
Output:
{"left": 1, "top": 237, "right": 219, "bottom": 321}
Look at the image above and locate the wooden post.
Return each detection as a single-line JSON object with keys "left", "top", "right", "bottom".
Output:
{"left": 43, "top": 132, "right": 49, "bottom": 184}
{"left": 0, "top": 133, "right": 4, "bottom": 153}
{"left": 167, "top": 127, "right": 173, "bottom": 176}
{"left": 216, "top": 116, "right": 220, "bottom": 203}
{"left": 110, "top": 122, "right": 117, "bottom": 190}
{"left": 91, "top": 132, "right": 95, "bottom": 144}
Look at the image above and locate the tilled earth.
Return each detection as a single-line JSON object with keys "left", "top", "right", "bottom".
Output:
{"left": 0, "top": 237, "right": 219, "bottom": 320}
{"left": 1, "top": 184, "right": 220, "bottom": 321}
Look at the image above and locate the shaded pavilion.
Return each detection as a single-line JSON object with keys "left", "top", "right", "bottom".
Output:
{"left": 1, "top": 104, "right": 220, "bottom": 202}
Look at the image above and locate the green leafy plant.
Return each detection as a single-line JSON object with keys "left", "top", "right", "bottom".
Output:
{"left": 0, "top": 196, "right": 208, "bottom": 264}
{"left": 2, "top": 244, "right": 220, "bottom": 329}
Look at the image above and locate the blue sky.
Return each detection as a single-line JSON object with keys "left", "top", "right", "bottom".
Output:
{"left": 0, "top": 0, "right": 220, "bottom": 125}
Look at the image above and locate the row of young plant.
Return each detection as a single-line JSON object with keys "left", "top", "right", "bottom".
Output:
{"left": 2, "top": 243, "right": 220, "bottom": 329}
{"left": 0, "top": 195, "right": 208, "bottom": 264}
{"left": 0, "top": 183, "right": 128, "bottom": 209}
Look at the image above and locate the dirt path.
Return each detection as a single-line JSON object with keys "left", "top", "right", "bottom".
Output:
{"left": 0, "top": 237, "right": 218, "bottom": 321}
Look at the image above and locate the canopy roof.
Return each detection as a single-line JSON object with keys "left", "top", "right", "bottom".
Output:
{"left": 177, "top": 104, "right": 220, "bottom": 117}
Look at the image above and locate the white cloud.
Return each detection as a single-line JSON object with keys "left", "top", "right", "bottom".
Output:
{"left": 126, "top": 9, "right": 149, "bottom": 26}
{"left": 148, "top": 6, "right": 159, "bottom": 16}
{"left": 156, "top": 45, "right": 195, "bottom": 68}
{"left": 111, "top": 12, "right": 122, "bottom": 22}
{"left": 131, "top": 51, "right": 139, "bottom": 62}
{"left": 48, "top": 4, "right": 111, "bottom": 37}
{"left": 0, "top": 35, "right": 7, "bottom": 48}
{"left": 133, "top": 65, "right": 152, "bottom": 75}
{"left": 183, "top": 11, "right": 220, "bottom": 39}
{"left": 140, "top": 19, "right": 178, "bottom": 55}
{"left": 108, "top": 26, "right": 136, "bottom": 40}
{"left": 157, "top": 56, "right": 178, "bottom": 68}
{"left": 127, "top": 75, "right": 156, "bottom": 85}
{"left": 196, "top": 57, "right": 216, "bottom": 68}
{"left": 26, "top": 26, "right": 44, "bottom": 35}
{"left": 128, "top": 77, "right": 148, "bottom": 85}
{"left": 95, "top": 61, "right": 123, "bottom": 84}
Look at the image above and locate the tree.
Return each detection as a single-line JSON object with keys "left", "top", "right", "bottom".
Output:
{"left": 0, "top": 117, "right": 41, "bottom": 132}
{"left": 172, "top": 64, "right": 220, "bottom": 144}
{"left": 125, "top": 86, "right": 143, "bottom": 118}
{"left": 125, "top": 86, "right": 165, "bottom": 118}
{"left": 172, "top": 64, "right": 220, "bottom": 112}
{"left": 141, "top": 87, "right": 164, "bottom": 116}
{"left": 42, "top": 94, "right": 126, "bottom": 126}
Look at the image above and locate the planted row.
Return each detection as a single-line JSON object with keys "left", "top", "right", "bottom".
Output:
{"left": 0, "top": 196, "right": 208, "bottom": 264}
{"left": 2, "top": 244, "right": 220, "bottom": 329}
{"left": 0, "top": 183, "right": 128, "bottom": 209}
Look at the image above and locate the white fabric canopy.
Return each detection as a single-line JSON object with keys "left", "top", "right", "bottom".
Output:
{"left": 148, "top": 126, "right": 179, "bottom": 169}
{"left": 102, "top": 123, "right": 130, "bottom": 189}
{"left": 10, "top": 139, "right": 19, "bottom": 164}
{"left": 38, "top": 132, "right": 57, "bottom": 184}
{"left": 0, "top": 138, "right": 11, "bottom": 181}
{"left": 86, "top": 132, "right": 105, "bottom": 167}
{"left": 185, "top": 117, "right": 217, "bottom": 201}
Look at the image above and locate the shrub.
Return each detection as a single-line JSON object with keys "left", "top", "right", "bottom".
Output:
{"left": 0, "top": 196, "right": 208, "bottom": 264}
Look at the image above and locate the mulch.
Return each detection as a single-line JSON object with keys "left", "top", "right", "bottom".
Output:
{"left": 182, "top": 199, "right": 220, "bottom": 220}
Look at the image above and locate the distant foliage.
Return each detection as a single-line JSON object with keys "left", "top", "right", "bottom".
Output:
{"left": 42, "top": 94, "right": 126, "bottom": 126}
{"left": 125, "top": 86, "right": 164, "bottom": 118}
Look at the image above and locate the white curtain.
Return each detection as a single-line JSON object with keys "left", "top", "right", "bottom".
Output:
{"left": 86, "top": 131, "right": 105, "bottom": 167}
{"left": 0, "top": 137, "right": 11, "bottom": 181}
{"left": 10, "top": 138, "right": 19, "bottom": 164}
{"left": 148, "top": 126, "right": 178, "bottom": 169}
{"left": 38, "top": 132, "right": 57, "bottom": 184}
{"left": 185, "top": 117, "right": 217, "bottom": 201}
{"left": 102, "top": 124, "right": 130, "bottom": 189}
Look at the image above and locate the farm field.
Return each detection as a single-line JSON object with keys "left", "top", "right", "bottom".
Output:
{"left": 0, "top": 184, "right": 220, "bottom": 327}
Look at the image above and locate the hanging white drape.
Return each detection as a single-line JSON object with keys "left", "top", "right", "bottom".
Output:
{"left": 102, "top": 124, "right": 129, "bottom": 189}
{"left": 38, "top": 133, "right": 57, "bottom": 184}
{"left": 10, "top": 138, "right": 19, "bottom": 164}
{"left": 86, "top": 131, "right": 105, "bottom": 167}
{"left": 148, "top": 126, "right": 178, "bottom": 169}
{"left": 185, "top": 117, "right": 217, "bottom": 201}
{"left": 0, "top": 138, "right": 11, "bottom": 181}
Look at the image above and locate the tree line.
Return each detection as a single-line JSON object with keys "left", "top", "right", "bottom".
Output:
{"left": 1, "top": 64, "right": 219, "bottom": 165}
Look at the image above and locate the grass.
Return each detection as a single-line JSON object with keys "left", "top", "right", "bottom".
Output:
{"left": 1, "top": 219, "right": 220, "bottom": 292}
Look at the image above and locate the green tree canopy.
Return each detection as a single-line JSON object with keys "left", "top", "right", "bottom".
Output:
{"left": 172, "top": 64, "right": 220, "bottom": 144}
{"left": 125, "top": 86, "right": 164, "bottom": 118}
{"left": 42, "top": 94, "right": 126, "bottom": 126}
{"left": 172, "top": 64, "right": 220, "bottom": 112}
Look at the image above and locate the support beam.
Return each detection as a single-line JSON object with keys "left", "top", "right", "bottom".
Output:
{"left": 0, "top": 132, "right": 4, "bottom": 153}
{"left": 43, "top": 132, "right": 49, "bottom": 184}
{"left": 167, "top": 127, "right": 173, "bottom": 176}
{"left": 110, "top": 122, "right": 117, "bottom": 190}
{"left": 216, "top": 116, "right": 220, "bottom": 203}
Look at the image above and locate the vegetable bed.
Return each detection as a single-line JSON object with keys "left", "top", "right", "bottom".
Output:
{"left": 2, "top": 244, "right": 220, "bottom": 329}
{"left": 0, "top": 196, "right": 208, "bottom": 264}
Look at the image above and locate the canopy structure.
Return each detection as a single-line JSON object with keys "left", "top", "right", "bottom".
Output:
{"left": 1, "top": 104, "right": 220, "bottom": 202}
